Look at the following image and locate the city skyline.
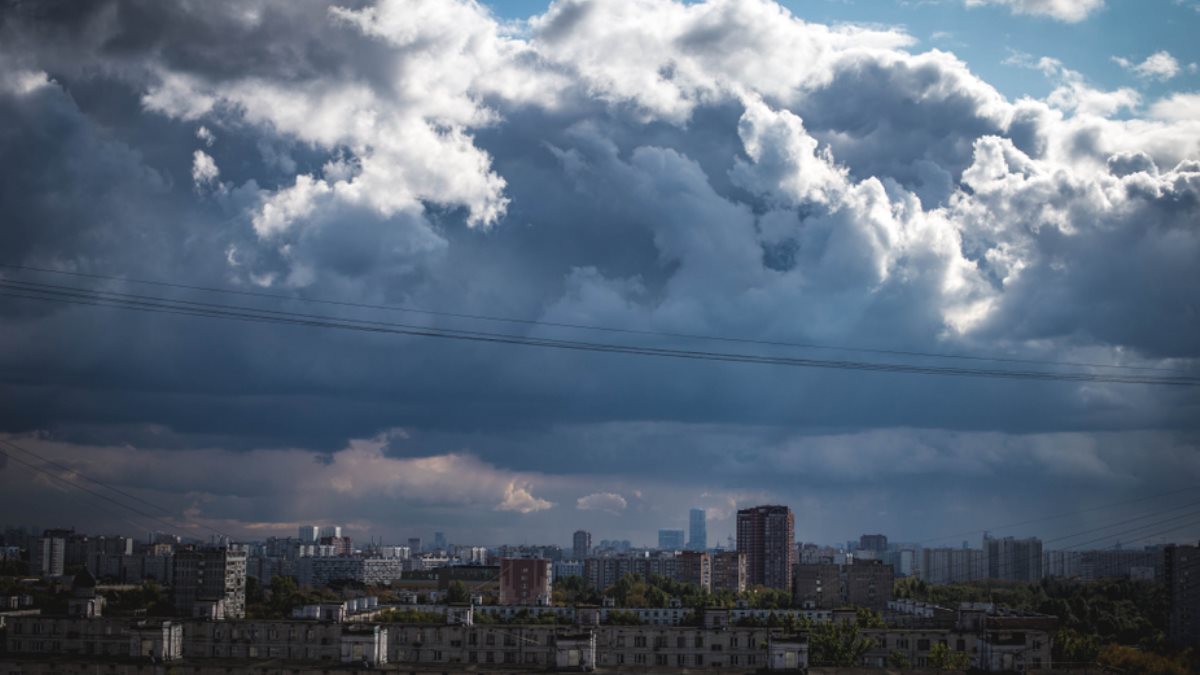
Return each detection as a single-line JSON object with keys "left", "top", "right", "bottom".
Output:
{"left": 1, "top": 0, "right": 1199, "bottom": 549}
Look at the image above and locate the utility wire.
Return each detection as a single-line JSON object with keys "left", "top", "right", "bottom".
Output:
{"left": 0, "top": 445, "right": 197, "bottom": 539}
{"left": 1, "top": 279, "right": 1197, "bottom": 386}
{"left": 915, "top": 485, "right": 1200, "bottom": 545}
{"left": 0, "top": 439, "right": 232, "bottom": 538}
{"left": 0, "top": 263, "right": 1185, "bottom": 374}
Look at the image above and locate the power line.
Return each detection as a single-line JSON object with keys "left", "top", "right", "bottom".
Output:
{"left": 0, "top": 444, "right": 194, "bottom": 538}
{"left": 0, "top": 438, "right": 232, "bottom": 541}
{"left": 915, "top": 485, "right": 1200, "bottom": 545}
{"left": 0, "top": 263, "right": 1186, "bottom": 374}
{"left": 2, "top": 279, "right": 1197, "bottom": 386}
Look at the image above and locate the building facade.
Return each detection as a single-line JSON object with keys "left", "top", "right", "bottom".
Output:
{"left": 172, "top": 547, "right": 247, "bottom": 619}
{"left": 737, "top": 505, "right": 794, "bottom": 590}
{"left": 984, "top": 536, "right": 1043, "bottom": 583}
{"left": 1165, "top": 543, "right": 1200, "bottom": 647}
{"left": 499, "top": 558, "right": 552, "bottom": 606}
{"left": 658, "top": 529, "right": 686, "bottom": 551}
{"left": 689, "top": 508, "right": 708, "bottom": 551}
{"left": 711, "top": 551, "right": 747, "bottom": 593}
{"left": 572, "top": 530, "right": 591, "bottom": 561}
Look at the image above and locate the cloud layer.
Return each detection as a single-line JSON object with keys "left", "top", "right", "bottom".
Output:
{"left": 0, "top": 0, "right": 1197, "bottom": 545}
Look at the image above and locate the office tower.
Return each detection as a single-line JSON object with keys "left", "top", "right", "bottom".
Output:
{"left": 499, "top": 558, "right": 552, "bottom": 605}
{"left": 319, "top": 526, "right": 342, "bottom": 539}
{"left": 711, "top": 551, "right": 747, "bottom": 593}
{"left": 984, "top": 535, "right": 1043, "bottom": 582}
{"left": 658, "top": 529, "right": 685, "bottom": 551}
{"left": 408, "top": 537, "right": 422, "bottom": 553}
{"left": 1165, "top": 543, "right": 1200, "bottom": 647}
{"left": 298, "top": 526, "right": 319, "bottom": 543}
{"left": 433, "top": 532, "right": 447, "bottom": 550}
{"left": 172, "top": 547, "right": 247, "bottom": 619}
{"left": 859, "top": 534, "right": 888, "bottom": 552}
{"left": 736, "top": 505, "right": 795, "bottom": 590}
{"left": 572, "top": 530, "right": 591, "bottom": 560}
{"left": 688, "top": 508, "right": 707, "bottom": 551}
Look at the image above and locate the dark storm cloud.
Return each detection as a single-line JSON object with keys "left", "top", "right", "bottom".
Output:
{"left": 0, "top": 0, "right": 1198, "bottom": 541}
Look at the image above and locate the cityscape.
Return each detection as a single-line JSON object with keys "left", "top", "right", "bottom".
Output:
{"left": 2, "top": 0, "right": 1200, "bottom": 672}
{"left": 1, "top": 499, "right": 1197, "bottom": 672}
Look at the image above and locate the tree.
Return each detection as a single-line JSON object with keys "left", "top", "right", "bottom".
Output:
{"left": 887, "top": 650, "right": 912, "bottom": 670}
{"left": 809, "top": 619, "right": 876, "bottom": 668}
{"left": 447, "top": 580, "right": 470, "bottom": 604}
{"left": 927, "top": 642, "right": 970, "bottom": 671}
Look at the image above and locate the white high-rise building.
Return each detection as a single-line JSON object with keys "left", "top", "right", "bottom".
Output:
{"left": 298, "top": 526, "right": 319, "bottom": 543}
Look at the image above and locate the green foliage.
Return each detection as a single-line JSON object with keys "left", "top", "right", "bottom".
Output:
{"left": 376, "top": 607, "right": 446, "bottom": 624}
{"left": 855, "top": 606, "right": 885, "bottom": 628}
{"left": 809, "top": 619, "right": 877, "bottom": 667}
{"left": 895, "top": 576, "right": 1168, "bottom": 651}
{"left": 605, "top": 609, "right": 644, "bottom": 625}
{"left": 1098, "top": 644, "right": 1197, "bottom": 675}
{"left": 927, "top": 641, "right": 970, "bottom": 670}
{"left": 245, "top": 574, "right": 339, "bottom": 620}
{"left": 446, "top": 580, "right": 470, "bottom": 604}
{"left": 887, "top": 649, "right": 912, "bottom": 670}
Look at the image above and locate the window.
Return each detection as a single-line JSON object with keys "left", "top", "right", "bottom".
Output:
{"left": 695, "top": 654, "right": 705, "bottom": 666}
{"left": 617, "top": 635, "right": 626, "bottom": 647}
{"left": 634, "top": 636, "right": 647, "bottom": 648}
{"left": 486, "top": 634, "right": 495, "bottom": 646}
{"left": 694, "top": 636, "right": 704, "bottom": 648}
{"left": 677, "top": 636, "right": 686, "bottom": 648}
{"left": 677, "top": 654, "right": 686, "bottom": 666}
{"left": 654, "top": 636, "right": 667, "bottom": 649}
{"left": 898, "top": 638, "right": 909, "bottom": 649}
{"left": 635, "top": 654, "right": 646, "bottom": 665}
{"left": 918, "top": 639, "right": 931, "bottom": 651}
{"left": 957, "top": 639, "right": 966, "bottom": 651}
{"left": 655, "top": 654, "right": 668, "bottom": 666}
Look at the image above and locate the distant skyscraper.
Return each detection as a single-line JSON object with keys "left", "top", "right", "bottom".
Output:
{"left": 658, "top": 529, "right": 685, "bottom": 550}
{"left": 408, "top": 537, "right": 422, "bottom": 553}
{"left": 737, "top": 505, "right": 795, "bottom": 590}
{"left": 433, "top": 532, "right": 447, "bottom": 550}
{"left": 298, "top": 526, "right": 319, "bottom": 543}
{"left": 688, "top": 508, "right": 707, "bottom": 551}
{"left": 572, "top": 530, "right": 591, "bottom": 560}
{"left": 859, "top": 534, "right": 888, "bottom": 552}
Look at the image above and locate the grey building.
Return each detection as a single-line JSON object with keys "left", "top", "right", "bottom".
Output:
{"left": 172, "top": 547, "right": 247, "bottom": 619}
{"left": 658, "top": 529, "right": 685, "bottom": 551}
{"left": 1165, "top": 543, "right": 1200, "bottom": 647}
{"left": 573, "top": 529, "right": 592, "bottom": 560}
{"left": 30, "top": 532, "right": 67, "bottom": 578}
{"left": 985, "top": 535, "right": 1042, "bottom": 583}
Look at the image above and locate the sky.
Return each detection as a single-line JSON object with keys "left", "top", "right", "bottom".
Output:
{"left": 0, "top": 0, "right": 1199, "bottom": 551}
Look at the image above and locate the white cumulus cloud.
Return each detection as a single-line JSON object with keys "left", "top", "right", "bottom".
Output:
{"left": 576, "top": 491, "right": 628, "bottom": 514}
{"left": 965, "top": 0, "right": 1104, "bottom": 22}
{"left": 1113, "top": 51, "right": 1182, "bottom": 81}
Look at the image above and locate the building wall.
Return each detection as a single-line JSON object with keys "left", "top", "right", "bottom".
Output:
{"left": 499, "top": 558, "right": 551, "bottom": 605}
{"left": 711, "top": 551, "right": 746, "bottom": 594}
{"left": 1165, "top": 544, "right": 1200, "bottom": 647}
{"left": 736, "top": 506, "right": 794, "bottom": 591}
{"left": 688, "top": 508, "right": 707, "bottom": 551}
{"left": 172, "top": 548, "right": 247, "bottom": 619}
{"left": 572, "top": 530, "right": 591, "bottom": 561}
